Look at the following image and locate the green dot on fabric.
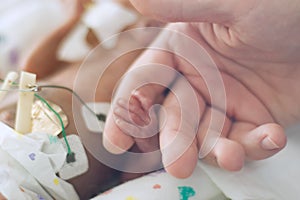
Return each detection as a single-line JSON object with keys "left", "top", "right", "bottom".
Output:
{"left": 178, "top": 186, "right": 196, "bottom": 200}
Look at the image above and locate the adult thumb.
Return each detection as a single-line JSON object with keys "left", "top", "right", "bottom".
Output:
{"left": 129, "top": 0, "right": 247, "bottom": 24}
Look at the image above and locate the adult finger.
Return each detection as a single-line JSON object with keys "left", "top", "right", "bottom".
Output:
{"left": 159, "top": 77, "right": 205, "bottom": 178}
{"left": 228, "top": 122, "right": 287, "bottom": 160}
{"left": 103, "top": 34, "right": 181, "bottom": 154}
{"left": 103, "top": 111, "right": 135, "bottom": 154}
{"left": 129, "top": 0, "right": 253, "bottom": 23}
{"left": 197, "top": 107, "right": 245, "bottom": 171}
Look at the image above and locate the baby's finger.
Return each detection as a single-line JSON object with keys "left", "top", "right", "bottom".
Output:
{"left": 114, "top": 117, "right": 160, "bottom": 152}
{"left": 115, "top": 98, "right": 146, "bottom": 126}
{"left": 105, "top": 96, "right": 161, "bottom": 154}
{"left": 133, "top": 103, "right": 161, "bottom": 152}
{"left": 114, "top": 107, "right": 159, "bottom": 139}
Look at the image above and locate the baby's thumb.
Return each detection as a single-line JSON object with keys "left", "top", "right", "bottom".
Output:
{"left": 129, "top": 0, "right": 246, "bottom": 24}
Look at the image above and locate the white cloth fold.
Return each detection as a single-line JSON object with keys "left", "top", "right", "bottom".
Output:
{"left": 199, "top": 125, "right": 300, "bottom": 200}
{"left": 0, "top": 122, "right": 79, "bottom": 200}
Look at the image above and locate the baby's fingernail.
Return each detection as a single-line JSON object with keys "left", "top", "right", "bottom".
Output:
{"left": 261, "top": 137, "right": 280, "bottom": 150}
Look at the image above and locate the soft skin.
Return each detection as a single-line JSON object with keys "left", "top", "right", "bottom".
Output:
{"left": 103, "top": 0, "right": 300, "bottom": 178}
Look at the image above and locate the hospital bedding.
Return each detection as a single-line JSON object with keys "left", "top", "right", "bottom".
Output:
{"left": 1, "top": 1, "right": 300, "bottom": 199}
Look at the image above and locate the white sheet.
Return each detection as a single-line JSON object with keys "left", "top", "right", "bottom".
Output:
{"left": 199, "top": 124, "right": 300, "bottom": 199}
{"left": 0, "top": 122, "right": 79, "bottom": 200}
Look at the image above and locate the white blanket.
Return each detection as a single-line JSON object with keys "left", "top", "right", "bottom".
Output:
{"left": 199, "top": 124, "right": 300, "bottom": 200}
{"left": 0, "top": 122, "right": 79, "bottom": 200}
{"left": 93, "top": 125, "right": 300, "bottom": 200}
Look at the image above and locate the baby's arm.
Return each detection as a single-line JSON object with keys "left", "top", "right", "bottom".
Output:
{"left": 21, "top": 0, "right": 85, "bottom": 78}
{"left": 0, "top": 193, "right": 6, "bottom": 200}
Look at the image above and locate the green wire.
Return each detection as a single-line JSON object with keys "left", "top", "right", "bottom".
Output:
{"left": 0, "top": 79, "right": 106, "bottom": 122}
{"left": 38, "top": 85, "right": 106, "bottom": 122}
{"left": 34, "top": 93, "right": 72, "bottom": 155}
{"left": 0, "top": 78, "right": 73, "bottom": 154}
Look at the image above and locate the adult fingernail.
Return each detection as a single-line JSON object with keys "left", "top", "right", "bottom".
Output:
{"left": 117, "top": 98, "right": 126, "bottom": 106}
{"left": 143, "top": 114, "right": 151, "bottom": 124}
{"left": 261, "top": 137, "right": 280, "bottom": 150}
{"left": 103, "top": 135, "right": 126, "bottom": 154}
{"left": 114, "top": 108, "right": 121, "bottom": 115}
{"left": 103, "top": 132, "right": 134, "bottom": 154}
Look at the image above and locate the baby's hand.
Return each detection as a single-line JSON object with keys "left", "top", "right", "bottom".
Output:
{"left": 113, "top": 95, "right": 161, "bottom": 153}
{"left": 109, "top": 82, "right": 167, "bottom": 153}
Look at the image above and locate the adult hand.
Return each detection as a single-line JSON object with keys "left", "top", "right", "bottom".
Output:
{"left": 103, "top": 0, "right": 300, "bottom": 178}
